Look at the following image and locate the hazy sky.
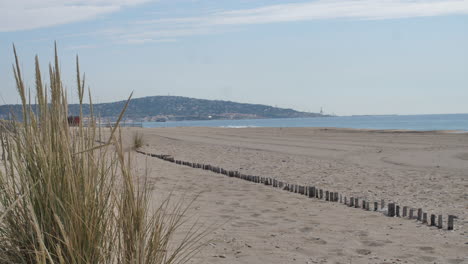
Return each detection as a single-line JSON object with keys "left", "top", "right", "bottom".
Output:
{"left": 1, "top": 0, "right": 467, "bottom": 115}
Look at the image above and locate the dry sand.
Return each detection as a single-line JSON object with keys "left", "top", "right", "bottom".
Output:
{"left": 124, "top": 127, "right": 467, "bottom": 264}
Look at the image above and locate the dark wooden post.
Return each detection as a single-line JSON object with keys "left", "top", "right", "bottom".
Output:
{"left": 381, "top": 199, "right": 385, "bottom": 210}
{"left": 325, "top": 191, "right": 330, "bottom": 201}
{"left": 354, "top": 198, "right": 359, "bottom": 208}
{"left": 395, "top": 205, "right": 400, "bottom": 217}
{"left": 409, "top": 209, "right": 414, "bottom": 219}
{"left": 430, "top": 214, "right": 436, "bottom": 226}
{"left": 437, "top": 215, "right": 443, "bottom": 229}
{"left": 417, "top": 208, "right": 422, "bottom": 221}
{"left": 448, "top": 215, "right": 456, "bottom": 230}
{"left": 374, "top": 202, "right": 378, "bottom": 211}
{"left": 388, "top": 203, "right": 395, "bottom": 217}
{"left": 422, "top": 213, "right": 427, "bottom": 224}
{"left": 362, "top": 200, "right": 366, "bottom": 209}
{"left": 334, "top": 192, "right": 339, "bottom": 202}
{"left": 402, "top": 206, "right": 408, "bottom": 217}
{"left": 308, "top": 187, "right": 315, "bottom": 198}
{"left": 319, "top": 189, "right": 323, "bottom": 199}
{"left": 350, "top": 197, "right": 354, "bottom": 207}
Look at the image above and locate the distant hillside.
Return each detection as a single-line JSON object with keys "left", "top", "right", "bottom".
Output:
{"left": 0, "top": 96, "right": 324, "bottom": 121}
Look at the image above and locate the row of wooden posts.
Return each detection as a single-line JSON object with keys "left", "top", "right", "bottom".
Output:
{"left": 136, "top": 150, "right": 457, "bottom": 231}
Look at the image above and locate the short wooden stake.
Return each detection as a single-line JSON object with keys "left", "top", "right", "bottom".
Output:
{"left": 417, "top": 208, "right": 422, "bottom": 221}
{"left": 402, "top": 206, "right": 408, "bottom": 217}
{"left": 374, "top": 202, "right": 378, "bottom": 211}
{"left": 325, "top": 191, "right": 330, "bottom": 201}
{"left": 340, "top": 194, "right": 343, "bottom": 203}
{"left": 409, "top": 209, "right": 414, "bottom": 219}
{"left": 319, "top": 189, "right": 323, "bottom": 199}
{"left": 430, "top": 214, "right": 436, "bottom": 226}
{"left": 447, "top": 215, "right": 456, "bottom": 230}
{"left": 388, "top": 203, "right": 395, "bottom": 217}
{"left": 350, "top": 197, "right": 354, "bottom": 207}
{"left": 381, "top": 199, "right": 385, "bottom": 210}
{"left": 422, "top": 213, "right": 427, "bottom": 224}
{"left": 395, "top": 205, "right": 400, "bottom": 217}
{"left": 354, "top": 198, "right": 359, "bottom": 208}
{"left": 437, "top": 215, "right": 442, "bottom": 229}
{"left": 366, "top": 202, "right": 370, "bottom": 211}
{"left": 362, "top": 200, "right": 366, "bottom": 210}
{"left": 334, "top": 192, "right": 339, "bottom": 202}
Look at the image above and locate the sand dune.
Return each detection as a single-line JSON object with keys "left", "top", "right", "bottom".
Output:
{"left": 124, "top": 127, "right": 467, "bottom": 263}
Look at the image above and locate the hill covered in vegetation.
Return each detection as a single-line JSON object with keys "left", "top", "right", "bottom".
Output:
{"left": 0, "top": 96, "right": 323, "bottom": 121}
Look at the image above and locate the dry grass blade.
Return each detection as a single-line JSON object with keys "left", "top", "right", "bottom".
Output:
{"left": 0, "top": 44, "right": 206, "bottom": 264}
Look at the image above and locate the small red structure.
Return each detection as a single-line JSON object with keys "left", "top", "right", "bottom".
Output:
{"left": 68, "top": 116, "right": 80, "bottom": 126}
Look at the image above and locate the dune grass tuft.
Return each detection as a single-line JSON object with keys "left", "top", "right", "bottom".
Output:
{"left": 132, "top": 132, "right": 144, "bottom": 149}
{"left": 0, "top": 44, "right": 204, "bottom": 264}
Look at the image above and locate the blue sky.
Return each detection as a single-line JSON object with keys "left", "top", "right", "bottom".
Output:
{"left": 1, "top": 0, "right": 467, "bottom": 115}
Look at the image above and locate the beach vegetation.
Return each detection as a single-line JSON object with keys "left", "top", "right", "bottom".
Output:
{"left": 0, "top": 45, "right": 203, "bottom": 264}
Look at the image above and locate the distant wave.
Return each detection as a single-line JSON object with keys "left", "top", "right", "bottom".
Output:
{"left": 220, "top": 125, "right": 259, "bottom": 128}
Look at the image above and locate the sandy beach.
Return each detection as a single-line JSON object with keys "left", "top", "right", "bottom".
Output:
{"left": 123, "top": 127, "right": 467, "bottom": 264}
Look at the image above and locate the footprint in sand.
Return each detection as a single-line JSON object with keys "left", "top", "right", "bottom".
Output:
{"left": 418, "top": 246, "right": 435, "bottom": 253}
{"left": 361, "top": 240, "right": 385, "bottom": 247}
{"left": 299, "top": 226, "right": 313, "bottom": 233}
{"left": 231, "top": 221, "right": 260, "bottom": 228}
{"left": 356, "top": 249, "right": 372, "bottom": 255}
{"left": 420, "top": 256, "right": 437, "bottom": 262}
{"left": 307, "top": 237, "right": 327, "bottom": 245}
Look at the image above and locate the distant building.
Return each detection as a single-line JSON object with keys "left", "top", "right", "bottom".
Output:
{"left": 68, "top": 116, "right": 80, "bottom": 126}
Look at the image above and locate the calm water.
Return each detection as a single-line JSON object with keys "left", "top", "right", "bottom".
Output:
{"left": 143, "top": 114, "right": 468, "bottom": 132}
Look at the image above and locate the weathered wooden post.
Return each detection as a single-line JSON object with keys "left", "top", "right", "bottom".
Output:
{"left": 308, "top": 187, "right": 315, "bottom": 198}
{"left": 438, "top": 215, "right": 443, "bottom": 229}
{"left": 319, "top": 189, "right": 323, "bottom": 199}
{"left": 334, "top": 192, "right": 339, "bottom": 202}
{"left": 362, "top": 200, "right": 366, "bottom": 210}
{"left": 402, "top": 206, "right": 408, "bottom": 217}
{"left": 366, "top": 201, "right": 370, "bottom": 211}
{"left": 374, "top": 202, "right": 378, "bottom": 211}
{"left": 417, "top": 208, "right": 422, "bottom": 221}
{"left": 350, "top": 197, "right": 354, "bottom": 207}
{"left": 381, "top": 199, "right": 385, "bottom": 210}
{"left": 395, "top": 205, "right": 400, "bottom": 217}
{"left": 354, "top": 198, "right": 359, "bottom": 208}
{"left": 325, "top": 191, "right": 330, "bottom": 201}
{"left": 447, "top": 215, "right": 456, "bottom": 230}
{"left": 340, "top": 194, "right": 343, "bottom": 203}
{"left": 388, "top": 203, "right": 395, "bottom": 217}
{"left": 422, "top": 213, "right": 428, "bottom": 224}
{"left": 409, "top": 209, "right": 414, "bottom": 219}
{"left": 430, "top": 214, "right": 436, "bottom": 226}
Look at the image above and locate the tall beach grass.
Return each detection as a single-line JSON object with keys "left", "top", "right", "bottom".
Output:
{"left": 0, "top": 45, "right": 203, "bottom": 264}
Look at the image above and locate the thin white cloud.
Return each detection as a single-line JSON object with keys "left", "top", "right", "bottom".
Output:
{"left": 0, "top": 0, "right": 154, "bottom": 32}
{"left": 122, "top": 0, "right": 468, "bottom": 43}
{"left": 142, "top": 0, "right": 468, "bottom": 26}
